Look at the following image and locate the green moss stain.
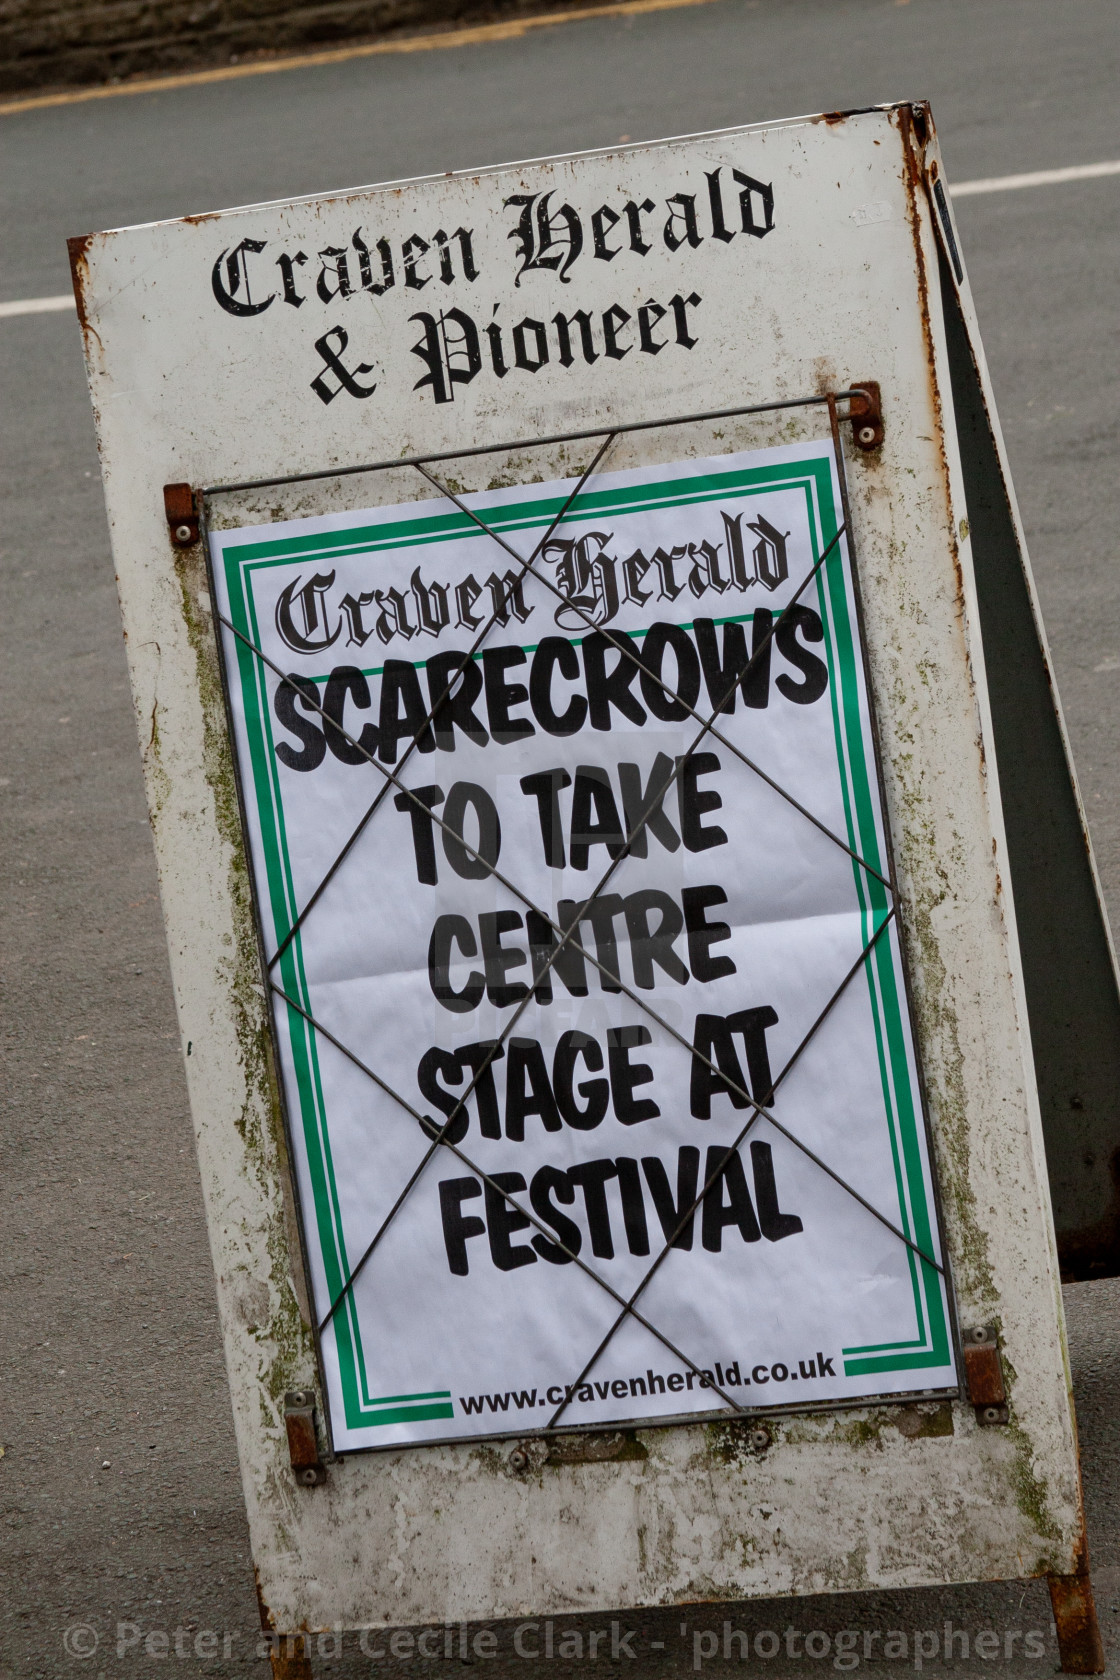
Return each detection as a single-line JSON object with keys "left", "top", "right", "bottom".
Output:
{"left": 174, "top": 551, "right": 316, "bottom": 1410}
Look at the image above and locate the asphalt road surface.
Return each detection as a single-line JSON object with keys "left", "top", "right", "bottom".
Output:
{"left": 3, "top": 0, "right": 1120, "bottom": 1674}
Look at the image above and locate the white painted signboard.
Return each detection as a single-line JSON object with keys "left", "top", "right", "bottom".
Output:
{"left": 71, "top": 99, "right": 1100, "bottom": 1658}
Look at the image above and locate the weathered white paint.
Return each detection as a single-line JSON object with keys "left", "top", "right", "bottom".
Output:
{"left": 70, "top": 103, "right": 1085, "bottom": 1633}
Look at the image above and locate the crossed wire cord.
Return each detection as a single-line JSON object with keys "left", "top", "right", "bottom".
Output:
{"left": 412, "top": 460, "right": 892, "bottom": 896}
{"left": 268, "top": 425, "right": 886, "bottom": 973}
{"left": 270, "top": 900, "right": 905, "bottom": 1423}
{"left": 213, "top": 508, "right": 848, "bottom": 1185}
{"left": 213, "top": 498, "right": 940, "bottom": 1393}
{"left": 205, "top": 409, "right": 940, "bottom": 1431}
{"left": 211, "top": 464, "right": 915, "bottom": 1268}
{"left": 214, "top": 514, "right": 865, "bottom": 1329}
{"left": 268, "top": 431, "right": 618, "bottom": 972}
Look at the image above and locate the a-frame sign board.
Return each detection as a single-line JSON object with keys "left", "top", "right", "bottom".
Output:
{"left": 70, "top": 101, "right": 1116, "bottom": 1672}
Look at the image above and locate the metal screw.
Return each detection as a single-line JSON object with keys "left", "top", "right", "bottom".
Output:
{"left": 968, "top": 1326, "right": 991, "bottom": 1344}
{"left": 508, "top": 1447, "right": 530, "bottom": 1473}
{"left": 981, "top": 1406, "right": 1003, "bottom": 1426}
{"left": 298, "top": 1467, "right": 319, "bottom": 1486}
{"left": 174, "top": 523, "right": 194, "bottom": 542}
{"left": 857, "top": 426, "right": 878, "bottom": 446}
{"left": 749, "top": 1426, "right": 772, "bottom": 1453}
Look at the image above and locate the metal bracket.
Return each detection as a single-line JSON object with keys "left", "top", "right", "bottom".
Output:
{"left": 962, "top": 1325, "right": 1008, "bottom": 1424}
{"left": 163, "top": 481, "right": 199, "bottom": 547}
{"left": 284, "top": 1390, "right": 327, "bottom": 1486}
{"left": 1049, "top": 1569, "right": 1106, "bottom": 1674}
{"left": 847, "top": 382, "right": 884, "bottom": 451}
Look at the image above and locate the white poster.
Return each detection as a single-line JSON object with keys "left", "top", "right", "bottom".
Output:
{"left": 209, "top": 437, "right": 956, "bottom": 1452}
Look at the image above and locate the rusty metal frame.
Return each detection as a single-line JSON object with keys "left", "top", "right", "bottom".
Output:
{"left": 201, "top": 389, "right": 958, "bottom": 1452}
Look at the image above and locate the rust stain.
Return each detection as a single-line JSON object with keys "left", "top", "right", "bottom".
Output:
{"left": 1047, "top": 1567, "right": 1105, "bottom": 1673}
{"left": 962, "top": 1340, "right": 1006, "bottom": 1407}
{"left": 254, "top": 1565, "right": 276, "bottom": 1632}
{"left": 66, "top": 232, "right": 102, "bottom": 351}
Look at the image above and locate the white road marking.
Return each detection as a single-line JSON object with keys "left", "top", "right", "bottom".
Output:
{"left": 1, "top": 160, "right": 1118, "bottom": 321}
{"left": 952, "top": 159, "right": 1120, "bottom": 197}
{"left": 0, "top": 293, "right": 76, "bottom": 318}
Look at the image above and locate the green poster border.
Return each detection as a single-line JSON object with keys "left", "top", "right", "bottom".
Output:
{"left": 215, "top": 453, "right": 951, "bottom": 1437}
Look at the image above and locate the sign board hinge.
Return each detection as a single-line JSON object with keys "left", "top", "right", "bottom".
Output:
{"left": 163, "top": 481, "right": 199, "bottom": 548}
{"left": 847, "top": 382, "right": 883, "bottom": 451}
{"left": 284, "top": 1390, "right": 327, "bottom": 1486}
{"left": 962, "top": 1325, "right": 1008, "bottom": 1424}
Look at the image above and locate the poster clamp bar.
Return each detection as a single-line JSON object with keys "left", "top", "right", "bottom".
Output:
{"left": 196, "top": 388, "right": 880, "bottom": 499}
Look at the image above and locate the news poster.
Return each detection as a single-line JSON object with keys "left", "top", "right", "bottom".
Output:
{"left": 209, "top": 438, "right": 956, "bottom": 1451}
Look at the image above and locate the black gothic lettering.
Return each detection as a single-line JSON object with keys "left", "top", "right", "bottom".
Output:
{"left": 623, "top": 198, "right": 656, "bottom": 254}
{"left": 663, "top": 192, "right": 702, "bottom": 251}
{"left": 276, "top": 250, "right": 307, "bottom": 307}
{"left": 733, "top": 169, "right": 775, "bottom": 236}
{"left": 602, "top": 303, "right": 631, "bottom": 360}
{"left": 505, "top": 191, "right": 584, "bottom": 284}
{"left": 541, "top": 532, "right": 619, "bottom": 631}
{"left": 351, "top": 227, "right": 395, "bottom": 295}
{"left": 275, "top": 570, "right": 341, "bottom": 653}
{"left": 316, "top": 246, "right": 352, "bottom": 303}
{"left": 553, "top": 309, "right": 598, "bottom": 366}
{"left": 410, "top": 308, "right": 481, "bottom": 403}
{"left": 211, "top": 238, "right": 275, "bottom": 316}
{"left": 668, "top": 291, "right": 702, "bottom": 348}
{"left": 586, "top": 202, "right": 620, "bottom": 265}
{"left": 638, "top": 298, "right": 667, "bottom": 353}
{"left": 310, "top": 325, "right": 377, "bottom": 403}
{"left": 513, "top": 317, "right": 549, "bottom": 371}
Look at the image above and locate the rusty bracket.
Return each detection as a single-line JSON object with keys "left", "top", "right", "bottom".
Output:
{"left": 962, "top": 1324, "right": 1008, "bottom": 1424}
{"left": 1049, "top": 1568, "right": 1106, "bottom": 1674}
{"left": 163, "top": 481, "right": 199, "bottom": 547}
{"left": 284, "top": 1390, "right": 327, "bottom": 1486}
{"left": 846, "top": 382, "right": 884, "bottom": 451}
